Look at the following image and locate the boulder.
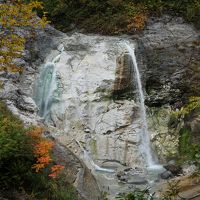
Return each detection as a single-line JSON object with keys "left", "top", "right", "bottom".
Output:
{"left": 164, "top": 164, "right": 183, "bottom": 176}
{"left": 117, "top": 168, "right": 147, "bottom": 184}
{"left": 160, "top": 170, "right": 174, "bottom": 179}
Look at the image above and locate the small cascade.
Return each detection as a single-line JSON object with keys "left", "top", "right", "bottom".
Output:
{"left": 125, "top": 43, "right": 156, "bottom": 168}
{"left": 76, "top": 140, "right": 115, "bottom": 173}
{"left": 34, "top": 46, "right": 64, "bottom": 120}
{"left": 84, "top": 151, "right": 115, "bottom": 173}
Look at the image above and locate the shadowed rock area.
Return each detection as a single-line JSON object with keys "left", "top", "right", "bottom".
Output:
{"left": 139, "top": 15, "right": 199, "bottom": 106}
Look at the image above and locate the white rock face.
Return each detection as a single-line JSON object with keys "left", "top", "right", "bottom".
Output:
{"left": 33, "top": 33, "right": 149, "bottom": 183}
{"left": 34, "top": 33, "right": 145, "bottom": 167}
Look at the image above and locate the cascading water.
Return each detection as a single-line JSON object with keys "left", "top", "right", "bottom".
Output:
{"left": 34, "top": 46, "right": 64, "bottom": 120}
{"left": 76, "top": 140, "right": 115, "bottom": 173}
{"left": 125, "top": 43, "right": 156, "bottom": 168}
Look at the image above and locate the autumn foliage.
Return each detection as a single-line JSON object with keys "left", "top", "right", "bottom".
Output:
{"left": 0, "top": 0, "right": 48, "bottom": 72}
{"left": 127, "top": 12, "right": 147, "bottom": 32}
{"left": 32, "top": 140, "right": 54, "bottom": 172}
{"left": 28, "top": 127, "right": 64, "bottom": 178}
{"left": 49, "top": 164, "right": 65, "bottom": 178}
{"left": 0, "top": 102, "right": 77, "bottom": 199}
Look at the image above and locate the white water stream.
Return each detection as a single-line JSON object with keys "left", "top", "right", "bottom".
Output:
{"left": 35, "top": 46, "right": 64, "bottom": 120}
{"left": 76, "top": 140, "right": 115, "bottom": 173}
{"left": 125, "top": 43, "right": 157, "bottom": 168}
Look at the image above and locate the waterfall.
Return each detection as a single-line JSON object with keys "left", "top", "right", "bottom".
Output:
{"left": 76, "top": 140, "right": 115, "bottom": 173}
{"left": 34, "top": 46, "right": 64, "bottom": 120}
{"left": 84, "top": 151, "right": 115, "bottom": 173}
{"left": 125, "top": 43, "right": 155, "bottom": 167}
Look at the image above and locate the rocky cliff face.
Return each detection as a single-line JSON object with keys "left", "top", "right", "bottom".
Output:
{"left": 139, "top": 15, "right": 200, "bottom": 106}
{"left": 138, "top": 15, "right": 200, "bottom": 161}
{"left": 31, "top": 34, "right": 150, "bottom": 198}
{"left": 33, "top": 33, "right": 145, "bottom": 166}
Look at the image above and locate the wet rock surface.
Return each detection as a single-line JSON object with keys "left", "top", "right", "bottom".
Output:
{"left": 113, "top": 53, "right": 134, "bottom": 98}
{"left": 160, "top": 164, "right": 183, "bottom": 180}
{"left": 139, "top": 15, "right": 200, "bottom": 106}
{"left": 117, "top": 168, "right": 148, "bottom": 184}
{"left": 160, "top": 170, "right": 174, "bottom": 180}
{"left": 53, "top": 142, "right": 101, "bottom": 200}
{"left": 164, "top": 164, "right": 183, "bottom": 176}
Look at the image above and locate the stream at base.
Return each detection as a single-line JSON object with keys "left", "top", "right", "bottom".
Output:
{"left": 94, "top": 165, "right": 165, "bottom": 199}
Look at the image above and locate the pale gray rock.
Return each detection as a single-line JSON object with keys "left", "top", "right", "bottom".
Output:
{"left": 117, "top": 168, "right": 148, "bottom": 184}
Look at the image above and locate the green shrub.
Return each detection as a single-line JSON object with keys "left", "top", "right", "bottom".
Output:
{"left": 170, "top": 97, "right": 200, "bottom": 170}
{"left": 161, "top": 180, "right": 182, "bottom": 200}
{"left": 0, "top": 101, "right": 79, "bottom": 199}
{"left": 0, "top": 101, "right": 34, "bottom": 189}
{"left": 26, "top": 171, "right": 78, "bottom": 200}
{"left": 116, "top": 188, "right": 154, "bottom": 200}
{"left": 40, "top": 0, "right": 148, "bottom": 34}
{"left": 172, "top": 97, "right": 200, "bottom": 119}
{"left": 179, "top": 128, "right": 200, "bottom": 170}
{"left": 39, "top": 0, "right": 200, "bottom": 34}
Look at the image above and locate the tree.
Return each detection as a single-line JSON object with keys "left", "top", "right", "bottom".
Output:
{"left": 0, "top": 0, "right": 48, "bottom": 72}
{"left": 28, "top": 127, "right": 64, "bottom": 178}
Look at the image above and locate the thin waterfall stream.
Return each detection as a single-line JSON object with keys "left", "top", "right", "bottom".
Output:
{"left": 125, "top": 43, "right": 157, "bottom": 168}
{"left": 34, "top": 46, "right": 64, "bottom": 120}
{"left": 76, "top": 140, "right": 115, "bottom": 173}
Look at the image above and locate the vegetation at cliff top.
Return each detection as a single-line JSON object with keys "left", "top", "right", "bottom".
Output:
{"left": 0, "top": 0, "right": 48, "bottom": 72}
{"left": 0, "top": 0, "right": 199, "bottom": 73}
{"left": 40, "top": 0, "right": 200, "bottom": 34}
{"left": 0, "top": 101, "right": 79, "bottom": 200}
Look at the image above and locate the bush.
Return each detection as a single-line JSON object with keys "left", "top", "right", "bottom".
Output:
{"left": 40, "top": 0, "right": 148, "bottom": 34}
{"left": 0, "top": 101, "right": 34, "bottom": 189}
{"left": 0, "top": 1, "right": 48, "bottom": 72}
{"left": 179, "top": 128, "right": 200, "bottom": 170}
{"left": 171, "top": 97, "right": 200, "bottom": 171}
{"left": 116, "top": 188, "right": 154, "bottom": 200}
{"left": 25, "top": 171, "right": 78, "bottom": 200}
{"left": 0, "top": 101, "right": 79, "bottom": 199}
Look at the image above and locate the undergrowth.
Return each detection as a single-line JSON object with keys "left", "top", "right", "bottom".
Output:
{"left": 115, "top": 184, "right": 184, "bottom": 200}
{"left": 170, "top": 96, "right": 200, "bottom": 171}
{"left": 0, "top": 101, "right": 79, "bottom": 200}
{"left": 39, "top": 0, "right": 200, "bottom": 34}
